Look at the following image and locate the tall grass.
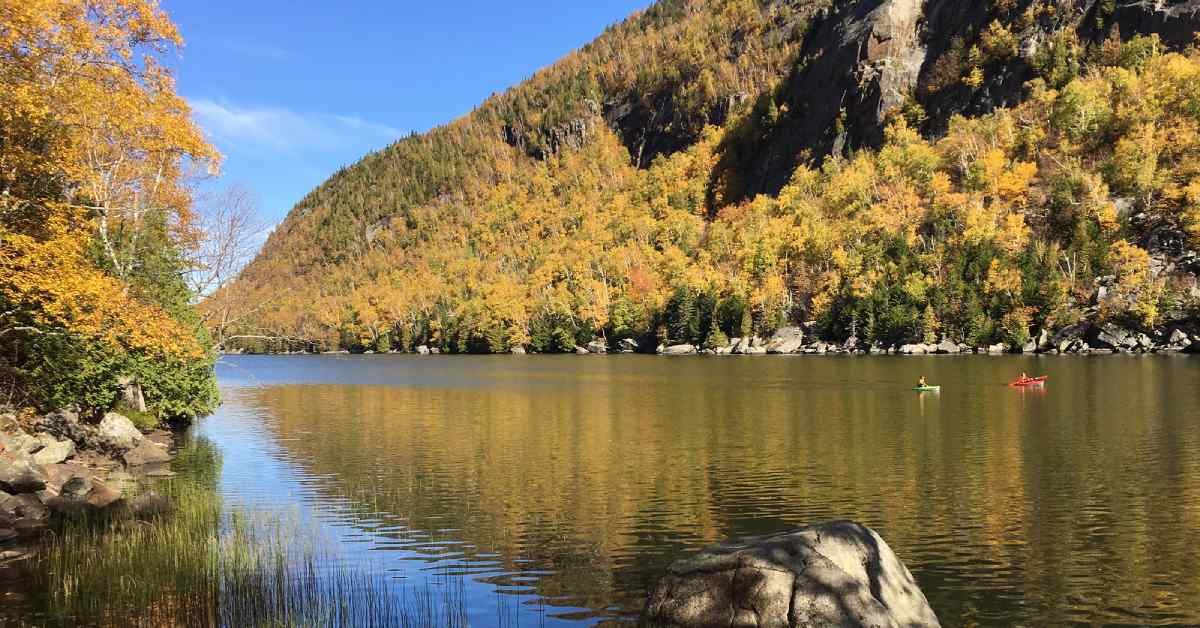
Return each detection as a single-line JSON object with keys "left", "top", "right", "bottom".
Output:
{"left": 26, "top": 438, "right": 470, "bottom": 627}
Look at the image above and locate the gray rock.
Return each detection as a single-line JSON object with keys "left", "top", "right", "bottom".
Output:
{"left": 123, "top": 441, "right": 171, "bottom": 467}
{"left": 619, "top": 338, "right": 640, "bottom": 353}
{"left": 743, "top": 345, "right": 768, "bottom": 355}
{"left": 934, "top": 339, "right": 959, "bottom": 354}
{"left": 766, "top": 327, "right": 804, "bottom": 354}
{"left": 642, "top": 520, "right": 939, "bottom": 628}
{"left": 1036, "top": 329, "right": 1052, "bottom": 351}
{"left": 33, "top": 409, "right": 92, "bottom": 449}
{"left": 416, "top": 345, "right": 430, "bottom": 355}
{"left": 1169, "top": 328, "right": 1190, "bottom": 346}
{"left": 898, "top": 343, "right": 927, "bottom": 355}
{"left": 510, "top": 346, "right": 526, "bottom": 355}
{"left": 987, "top": 343, "right": 1005, "bottom": 354}
{"left": 587, "top": 339, "right": 608, "bottom": 354}
{"left": 30, "top": 436, "right": 74, "bottom": 466}
{"left": 664, "top": 344, "right": 697, "bottom": 356}
{"left": 0, "top": 456, "right": 46, "bottom": 494}
{"left": 96, "top": 412, "right": 143, "bottom": 452}
{"left": 429, "top": 347, "right": 441, "bottom": 355}
{"left": 1094, "top": 323, "right": 1134, "bottom": 350}
{"left": 574, "top": 345, "right": 590, "bottom": 355}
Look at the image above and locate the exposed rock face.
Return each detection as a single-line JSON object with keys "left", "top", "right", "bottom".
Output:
{"left": 510, "top": 346, "right": 527, "bottom": 355}
{"left": 665, "top": 344, "right": 698, "bottom": 356}
{"left": 95, "top": 413, "right": 143, "bottom": 452}
{"left": 737, "top": 0, "right": 1200, "bottom": 199}
{"left": 416, "top": 345, "right": 430, "bottom": 355}
{"left": 587, "top": 339, "right": 609, "bottom": 354}
{"left": 642, "top": 521, "right": 939, "bottom": 628}
{"left": 766, "top": 327, "right": 805, "bottom": 354}
{"left": 619, "top": 338, "right": 640, "bottom": 353}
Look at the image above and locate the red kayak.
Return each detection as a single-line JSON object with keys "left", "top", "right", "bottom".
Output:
{"left": 1010, "top": 375, "right": 1048, "bottom": 387}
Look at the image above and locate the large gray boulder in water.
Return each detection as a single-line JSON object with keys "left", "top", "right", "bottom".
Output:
{"left": 642, "top": 521, "right": 939, "bottom": 628}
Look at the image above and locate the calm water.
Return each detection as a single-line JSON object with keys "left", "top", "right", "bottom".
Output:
{"left": 205, "top": 354, "right": 1200, "bottom": 626}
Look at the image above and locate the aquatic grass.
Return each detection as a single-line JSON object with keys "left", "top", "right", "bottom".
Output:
{"left": 27, "top": 439, "right": 470, "bottom": 627}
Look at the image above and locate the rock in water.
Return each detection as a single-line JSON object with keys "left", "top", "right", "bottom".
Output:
{"left": 123, "top": 441, "right": 171, "bottom": 467}
{"left": 665, "top": 344, "right": 697, "bottom": 356}
{"left": 642, "top": 521, "right": 939, "bottom": 628}
{"left": 96, "top": 412, "right": 143, "bottom": 452}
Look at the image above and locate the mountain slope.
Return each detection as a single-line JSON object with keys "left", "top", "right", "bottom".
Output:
{"left": 214, "top": 0, "right": 1200, "bottom": 354}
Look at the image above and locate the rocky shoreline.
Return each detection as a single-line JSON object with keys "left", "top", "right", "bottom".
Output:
{"left": 0, "top": 408, "right": 176, "bottom": 572}
{"left": 358, "top": 321, "right": 1200, "bottom": 357}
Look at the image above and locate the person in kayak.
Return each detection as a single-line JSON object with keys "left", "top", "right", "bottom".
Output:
{"left": 918, "top": 376, "right": 927, "bottom": 387}
{"left": 1020, "top": 372, "right": 1027, "bottom": 382}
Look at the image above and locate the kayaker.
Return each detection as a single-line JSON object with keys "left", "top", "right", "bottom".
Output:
{"left": 918, "top": 376, "right": 927, "bottom": 387}
{"left": 1020, "top": 372, "right": 1027, "bottom": 382}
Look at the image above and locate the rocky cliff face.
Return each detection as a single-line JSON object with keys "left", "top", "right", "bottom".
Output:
{"left": 730, "top": 0, "right": 1200, "bottom": 200}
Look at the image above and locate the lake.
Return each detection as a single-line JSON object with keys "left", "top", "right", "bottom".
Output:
{"left": 202, "top": 354, "right": 1199, "bottom": 626}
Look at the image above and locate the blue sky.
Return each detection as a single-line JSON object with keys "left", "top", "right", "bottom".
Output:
{"left": 165, "top": 0, "right": 651, "bottom": 231}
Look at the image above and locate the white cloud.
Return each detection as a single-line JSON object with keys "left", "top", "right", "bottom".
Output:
{"left": 189, "top": 98, "right": 402, "bottom": 155}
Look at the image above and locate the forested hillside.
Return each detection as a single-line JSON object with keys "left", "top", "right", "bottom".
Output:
{"left": 215, "top": 0, "right": 1200, "bottom": 354}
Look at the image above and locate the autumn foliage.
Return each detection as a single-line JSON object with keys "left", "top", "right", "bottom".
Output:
{"left": 1, "top": 0, "right": 219, "bottom": 417}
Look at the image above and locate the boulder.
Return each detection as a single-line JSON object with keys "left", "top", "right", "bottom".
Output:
{"left": 1168, "top": 328, "right": 1190, "bottom": 346}
{"left": 742, "top": 345, "right": 768, "bottom": 355}
{"left": 85, "top": 480, "right": 123, "bottom": 510}
{"left": 843, "top": 335, "right": 861, "bottom": 352}
{"left": 429, "top": 347, "right": 441, "bottom": 355}
{"left": 642, "top": 521, "right": 940, "bottom": 628}
{"left": 1094, "top": 323, "right": 1134, "bottom": 351}
{"left": 619, "top": 338, "right": 640, "bottom": 353}
{"left": 587, "top": 339, "right": 608, "bottom": 354}
{"left": 30, "top": 435, "right": 74, "bottom": 466}
{"left": 987, "top": 343, "right": 1005, "bottom": 354}
{"left": 934, "top": 339, "right": 959, "bottom": 354}
{"left": 1036, "top": 329, "right": 1052, "bottom": 351}
{"left": 765, "top": 327, "right": 805, "bottom": 354}
{"left": 664, "top": 344, "right": 697, "bottom": 356}
{"left": 32, "top": 409, "right": 92, "bottom": 449}
{"left": 510, "top": 346, "right": 526, "bottom": 355}
{"left": 96, "top": 413, "right": 143, "bottom": 452}
{"left": 416, "top": 345, "right": 430, "bottom": 355}
{"left": 123, "top": 441, "right": 171, "bottom": 467}
{"left": 1052, "top": 324, "right": 1088, "bottom": 353}
{"left": 898, "top": 343, "right": 927, "bottom": 355}
{"left": 0, "top": 455, "right": 46, "bottom": 494}
{"left": 574, "top": 345, "right": 590, "bottom": 355}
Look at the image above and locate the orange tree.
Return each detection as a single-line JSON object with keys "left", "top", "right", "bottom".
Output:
{"left": 1, "top": 0, "right": 219, "bottom": 420}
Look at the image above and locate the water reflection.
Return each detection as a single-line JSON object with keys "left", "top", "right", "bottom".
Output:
{"left": 211, "top": 355, "right": 1200, "bottom": 625}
